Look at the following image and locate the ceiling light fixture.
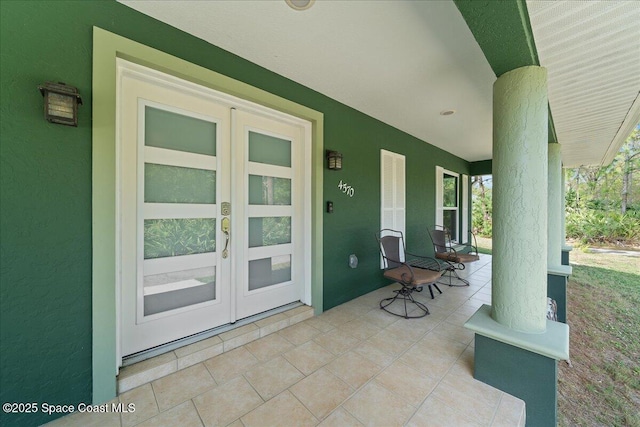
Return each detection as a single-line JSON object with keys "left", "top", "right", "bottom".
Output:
{"left": 285, "top": 0, "right": 315, "bottom": 11}
{"left": 440, "top": 110, "right": 456, "bottom": 116}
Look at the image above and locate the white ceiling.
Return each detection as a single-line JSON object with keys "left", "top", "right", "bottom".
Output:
{"left": 527, "top": 1, "right": 640, "bottom": 167}
{"left": 119, "top": 0, "right": 640, "bottom": 167}
{"left": 119, "top": 0, "right": 496, "bottom": 162}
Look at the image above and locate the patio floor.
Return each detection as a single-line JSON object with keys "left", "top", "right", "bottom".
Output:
{"left": 46, "top": 254, "right": 525, "bottom": 427}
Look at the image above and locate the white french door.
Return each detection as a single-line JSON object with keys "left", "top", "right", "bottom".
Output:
{"left": 118, "top": 61, "right": 308, "bottom": 357}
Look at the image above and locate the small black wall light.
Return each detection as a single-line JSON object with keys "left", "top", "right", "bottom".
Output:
{"left": 38, "top": 82, "right": 83, "bottom": 127}
{"left": 326, "top": 150, "right": 343, "bottom": 170}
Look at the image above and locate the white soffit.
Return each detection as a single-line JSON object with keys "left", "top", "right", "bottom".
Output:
{"left": 118, "top": 0, "right": 496, "bottom": 162}
{"left": 527, "top": 1, "right": 640, "bottom": 168}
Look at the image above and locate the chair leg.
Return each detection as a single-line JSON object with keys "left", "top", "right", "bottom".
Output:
{"left": 380, "top": 285, "right": 429, "bottom": 318}
{"left": 427, "top": 283, "right": 444, "bottom": 299}
{"left": 436, "top": 262, "right": 470, "bottom": 287}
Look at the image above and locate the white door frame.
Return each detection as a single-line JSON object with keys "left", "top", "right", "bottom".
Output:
{"left": 115, "top": 59, "right": 312, "bottom": 363}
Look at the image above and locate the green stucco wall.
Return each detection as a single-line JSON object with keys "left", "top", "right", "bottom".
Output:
{"left": 0, "top": 1, "right": 469, "bottom": 425}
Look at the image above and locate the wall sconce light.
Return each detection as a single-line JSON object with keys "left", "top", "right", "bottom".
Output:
{"left": 38, "top": 82, "right": 83, "bottom": 127}
{"left": 327, "top": 150, "right": 343, "bottom": 170}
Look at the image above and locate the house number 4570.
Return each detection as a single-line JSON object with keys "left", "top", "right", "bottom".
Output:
{"left": 338, "top": 180, "right": 355, "bottom": 197}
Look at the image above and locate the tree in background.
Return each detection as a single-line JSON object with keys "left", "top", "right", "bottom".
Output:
{"left": 472, "top": 175, "right": 492, "bottom": 237}
{"left": 620, "top": 127, "right": 640, "bottom": 214}
{"left": 472, "top": 126, "right": 639, "bottom": 245}
{"left": 565, "top": 125, "right": 640, "bottom": 246}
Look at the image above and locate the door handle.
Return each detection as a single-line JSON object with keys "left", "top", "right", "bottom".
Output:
{"left": 221, "top": 217, "right": 230, "bottom": 259}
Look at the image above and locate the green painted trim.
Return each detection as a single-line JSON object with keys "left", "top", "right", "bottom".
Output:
{"left": 465, "top": 305, "right": 570, "bottom": 360}
{"left": 475, "top": 334, "right": 558, "bottom": 427}
{"left": 92, "top": 28, "right": 118, "bottom": 404}
{"left": 92, "top": 27, "right": 324, "bottom": 402}
{"left": 547, "top": 274, "right": 567, "bottom": 323}
{"left": 469, "top": 159, "right": 492, "bottom": 176}
{"left": 453, "top": 0, "right": 558, "bottom": 145}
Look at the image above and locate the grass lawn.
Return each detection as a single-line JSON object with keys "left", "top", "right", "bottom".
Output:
{"left": 474, "top": 236, "right": 640, "bottom": 426}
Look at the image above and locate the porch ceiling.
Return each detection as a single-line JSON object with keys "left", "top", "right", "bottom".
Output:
{"left": 526, "top": 1, "right": 640, "bottom": 168}
{"left": 118, "top": 0, "right": 640, "bottom": 167}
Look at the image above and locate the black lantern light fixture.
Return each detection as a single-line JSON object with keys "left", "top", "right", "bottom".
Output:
{"left": 326, "top": 150, "right": 343, "bottom": 170}
{"left": 38, "top": 82, "right": 83, "bottom": 127}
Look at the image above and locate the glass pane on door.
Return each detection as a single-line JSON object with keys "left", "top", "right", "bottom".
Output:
{"left": 248, "top": 255, "right": 292, "bottom": 290}
{"left": 248, "top": 175, "right": 291, "bottom": 205}
{"left": 248, "top": 131, "right": 291, "bottom": 167}
{"left": 142, "top": 105, "right": 218, "bottom": 317}
{"left": 145, "top": 164, "right": 216, "bottom": 204}
{"left": 145, "top": 106, "right": 217, "bottom": 155}
{"left": 144, "top": 218, "right": 216, "bottom": 259}
{"left": 248, "top": 217, "right": 291, "bottom": 247}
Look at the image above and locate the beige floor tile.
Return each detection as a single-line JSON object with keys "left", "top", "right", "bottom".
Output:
{"left": 244, "top": 356, "right": 304, "bottom": 400}
{"left": 219, "top": 323, "right": 259, "bottom": 341}
{"left": 313, "top": 328, "right": 361, "bottom": 355}
{"left": 337, "top": 301, "right": 374, "bottom": 318}
{"left": 361, "top": 307, "right": 401, "bottom": 328}
{"left": 225, "top": 421, "right": 244, "bottom": 427}
{"left": 193, "top": 376, "right": 263, "bottom": 427}
{"left": 374, "top": 360, "right": 439, "bottom": 408}
{"left": 353, "top": 340, "right": 395, "bottom": 367}
{"left": 319, "top": 306, "right": 357, "bottom": 327}
{"left": 241, "top": 391, "right": 317, "bottom": 427}
{"left": 119, "top": 383, "right": 159, "bottom": 427}
{"left": 283, "top": 340, "right": 335, "bottom": 375}
{"left": 303, "top": 316, "right": 335, "bottom": 332}
{"left": 255, "top": 313, "right": 290, "bottom": 337}
{"left": 448, "top": 347, "right": 475, "bottom": 378}
{"left": 174, "top": 336, "right": 223, "bottom": 358}
{"left": 118, "top": 352, "right": 178, "bottom": 393}
{"left": 343, "top": 381, "right": 416, "bottom": 427}
{"left": 326, "top": 351, "right": 382, "bottom": 389}
{"left": 384, "top": 318, "right": 431, "bottom": 341}
{"left": 152, "top": 364, "right": 215, "bottom": 412}
{"left": 337, "top": 319, "right": 382, "bottom": 340}
{"left": 317, "top": 408, "right": 363, "bottom": 427}
{"left": 203, "top": 346, "right": 259, "bottom": 384}
{"left": 432, "top": 321, "right": 474, "bottom": 345}
{"left": 43, "top": 398, "right": 121, "bottom": 427}
{"left": 365, "top": 328, "right": 415, "bottom": 356}
{"left": 431, "top": 372, "right": 501, "bottom": 425}
{"left": 491, "top": 394, "right": 526, "bottom": 427}
{"left": 402, "top": 333, "right": 468, "bottom": 371}
{"left": 278, "top": 321, "right": 322, "bottom": 346}
{"left": 406, "top": 396, "right": 482, "bottom": 427}
{"left": 244, "top": 333, "right": 295, "bottom": 362}
{"left": 284, "top": 305, "right": 314, "bottom": 319}
{"left": 135, "top": 400, "right": 203, "bottom": 427}
{"left": 119, "top": 352, "right": 177, "bottom": 378}
{"left": 444, "top": 311, "right": 473, "bottom": 326}
{"left": 290, "top": 368, "right": 354, "bottom": 419}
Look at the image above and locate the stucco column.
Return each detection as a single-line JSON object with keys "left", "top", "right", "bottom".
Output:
{"left": 548, "top": 143, "right": 563, "bottom": 267}
{"left": 492, "top": 66, "right": 548, "bottom": 333}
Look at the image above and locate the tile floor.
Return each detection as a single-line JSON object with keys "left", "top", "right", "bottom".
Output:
{"left": 46, "top": 255, "right": 526, "bottom": 427}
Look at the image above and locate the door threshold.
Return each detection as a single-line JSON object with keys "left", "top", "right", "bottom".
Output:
{"left": 117, "top": 303, "right": 313, "bottom": 394}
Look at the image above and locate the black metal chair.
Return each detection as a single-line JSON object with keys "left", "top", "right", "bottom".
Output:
{"left": 376, "top": 229, "right": 444, "bottom": 318}
{"left": 427, "top": 225, "right": 479, "bottom": 286}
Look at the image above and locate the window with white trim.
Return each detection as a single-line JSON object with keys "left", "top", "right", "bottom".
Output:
{"left": 381, "top": 149, "right": 405, "bottom": 240}
{"left": 435, "top": 166, "right": 460, "bottom": 242}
